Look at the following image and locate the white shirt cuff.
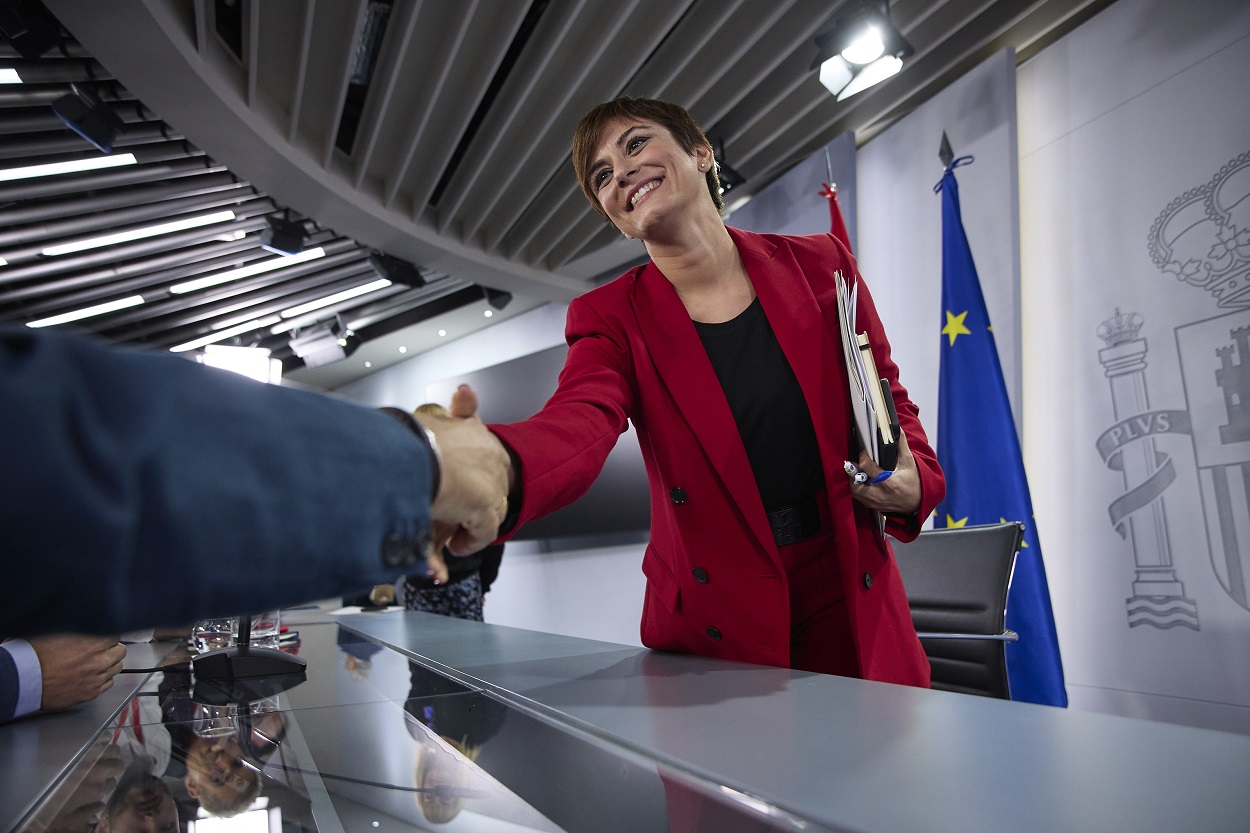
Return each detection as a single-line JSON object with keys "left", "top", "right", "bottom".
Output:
{"left": 1, "top": 639, "right": 42, "bottom": 718}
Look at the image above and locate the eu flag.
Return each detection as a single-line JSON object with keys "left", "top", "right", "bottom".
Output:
{"left": 935, "top": 158, "right": 1068, "bottom": 706}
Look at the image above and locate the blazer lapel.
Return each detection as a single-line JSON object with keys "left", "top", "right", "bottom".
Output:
{"left": 632, "top": 260, "right": 779, "bottom": 561}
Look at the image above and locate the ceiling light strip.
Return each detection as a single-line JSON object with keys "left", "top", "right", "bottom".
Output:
{"left": 169, "top": 247, "right": 327, "bottom": 294}
{"left": 26, "top": 295, "right": 145, "bottom": 328}
{"left": 40, "top": 210, "right": 239, "bottom": 257}
{"left": 0, "top": 152, "right": 138, "bottom": 183}
{"left": 278, "top": 279, "right": 393, "bottom": 319}
{"left": 168, "top": 316, "right": 282, "bottom": 353}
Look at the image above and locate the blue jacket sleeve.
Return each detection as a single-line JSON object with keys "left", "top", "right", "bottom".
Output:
{"left": 1, "top": 327, "right": 434, "bottom": 636}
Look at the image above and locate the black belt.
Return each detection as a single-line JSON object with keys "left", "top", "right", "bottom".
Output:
{"left": 766, "top": 496, "right": 822, "bottom": 547}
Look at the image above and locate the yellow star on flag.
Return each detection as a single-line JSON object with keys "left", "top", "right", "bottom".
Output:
{"left": 946, "top": 514, "right": 969, "bottom": 528}
{"left": 942, "top": 310, "right": 972, "bottom": 346}
{"left": 1001, "top": 518, "right": 1027, "bottom": 546}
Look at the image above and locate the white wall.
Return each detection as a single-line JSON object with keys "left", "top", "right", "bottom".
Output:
{"left": 1018, "top": 0, "right": 1250, "bottom": 733}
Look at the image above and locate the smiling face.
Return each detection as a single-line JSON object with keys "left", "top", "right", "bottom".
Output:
{"left": 572, "top": 97, "right": 723, "bottom": 232}
{"left": 585, "top": 117, "right": 715, "bottom": 241}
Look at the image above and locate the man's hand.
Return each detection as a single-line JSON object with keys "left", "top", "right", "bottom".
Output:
{"left": 417, "top": 385, "right": 512, "bottom": 555}
{"left": 32, "top": 634, "right": 126, "bottom": 711}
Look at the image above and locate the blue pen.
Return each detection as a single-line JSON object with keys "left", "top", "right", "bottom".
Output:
{"left": 871, "top": 470, "right": 893, "bottom": 484}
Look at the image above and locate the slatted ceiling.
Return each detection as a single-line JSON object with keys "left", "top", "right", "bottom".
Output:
{"left": 505, "top": 0, "right": 809, "bottom": 269}
{"left": 0, "top": 200, "right": 257, "bottom": 267}
{"left": 416, "top": 4, "right": 559, "bottom": 229}
{"left": 345, "top": 0, "right": 421, "bottom": 190}
{"left": 10, "top": 239, "right": 266, "bottom": 315}
{"left": 377, "top": 0, "right": 496, "bottom": 211}
{"left": 507, "top": 172, "right": 587, "bottom": 267}
{"left": 294, "top": 0, "right": 360, "bottom": 165}
{"left": 0, "top": 236, "right": 259, "bottom": 309}
{"left": 112, "top": 265, "right": 372, "bottom": 344}
{"left": 0, "top": 176, "right": 249, "bottom": 236}
{"left": 561, "top": 220, "right": 631, "bottom": 273}
{"left": 471, "top": 0, "right": 690, "bottom": 252}
{"left": 147, "top": 254, "right": 362, "bottom": 328}
{"left": 430, "top": 6, "right": 574, "bottom": 234}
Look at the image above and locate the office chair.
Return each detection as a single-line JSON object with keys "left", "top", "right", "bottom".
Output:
{"left": 889, "top": 521, "right": 1024, "bottom": 699}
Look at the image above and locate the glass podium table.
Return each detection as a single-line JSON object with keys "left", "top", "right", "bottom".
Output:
{"left": 5, "top": 609, "right": 1250, "bottom": 833}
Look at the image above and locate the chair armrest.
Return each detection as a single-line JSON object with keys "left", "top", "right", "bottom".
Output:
{"left": 915, "top": 630, "right": 1018, "bottom": 642}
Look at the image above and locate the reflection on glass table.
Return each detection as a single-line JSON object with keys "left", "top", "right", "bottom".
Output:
{"left": 18, "top": 629, "right": 832, "bottom": 833}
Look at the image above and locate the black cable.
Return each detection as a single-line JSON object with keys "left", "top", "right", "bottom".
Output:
{"left": 117, "top": 661, "right": 192, "bottom": 674}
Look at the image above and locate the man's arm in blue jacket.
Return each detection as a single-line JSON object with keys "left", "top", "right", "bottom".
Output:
{"left": 1, "top": 326, "right": 436, "bottom": 636}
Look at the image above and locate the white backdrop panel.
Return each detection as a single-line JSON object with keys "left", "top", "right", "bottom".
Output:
{"left": 1019, "top": 0, "right": 1250, "bottom": 732}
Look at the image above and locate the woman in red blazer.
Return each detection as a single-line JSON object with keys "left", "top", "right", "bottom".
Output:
{"left": 490, "top": 98, "right": 944, "bottom": 686}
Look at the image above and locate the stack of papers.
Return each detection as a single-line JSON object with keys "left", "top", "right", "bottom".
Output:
{"left": 835, "top": 272, "right": 898, "bottom": 471}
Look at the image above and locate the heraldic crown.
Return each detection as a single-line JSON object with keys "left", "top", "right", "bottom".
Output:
{"left": 1097, "top": 307, "right": 1145, "bottom": 348}
{"left": 1148, "top": 150, "right": 1250, "bottom": 310}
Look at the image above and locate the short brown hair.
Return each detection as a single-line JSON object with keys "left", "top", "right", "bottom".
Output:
{"left": 572, "top": 97, "right": 722, "bottom": 217}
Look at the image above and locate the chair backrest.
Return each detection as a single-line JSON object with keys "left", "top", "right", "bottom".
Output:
{"left": 889, "top": 522, "right": 1024, "bottom": 699}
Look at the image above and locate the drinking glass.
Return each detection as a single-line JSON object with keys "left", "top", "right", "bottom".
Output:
{"left": 250, "top": 609, "right": 281, "bottom": 649}
{"left": 191, "top": 617, "right": 238, "bottom": 653}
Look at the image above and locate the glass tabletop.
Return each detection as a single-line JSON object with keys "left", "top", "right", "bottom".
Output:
{"left": 14, "top": 621, "right": 834, "bottom": 833}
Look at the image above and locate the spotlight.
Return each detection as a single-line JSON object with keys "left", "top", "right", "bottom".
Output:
{"left": 260, "top": 213, "right": 307, "bottom": 255}
{"left": 483, "top": 287, "right": 512, "bottom": 311}
{"left": 288, "top": 319, "right": 359, "bottom": 368}
{"left": 812, "top": 1, "right": 912, "bottom": 101}
{"left": 368, "top": 251, "right": 426, "bottom": 287}
{"left": 51, "top": 85, "right": 125, "bottom": 153}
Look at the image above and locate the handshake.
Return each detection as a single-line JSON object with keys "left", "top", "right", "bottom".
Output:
{"left": 410, "top": 385, "right": 514, "bottom": 558}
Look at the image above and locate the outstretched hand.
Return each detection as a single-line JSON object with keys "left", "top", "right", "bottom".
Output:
{"left": 847, "top": 432, "right": 922, "bottom": 515}
{"left": 416, "top": 385, "right": 512, "bottom": 556}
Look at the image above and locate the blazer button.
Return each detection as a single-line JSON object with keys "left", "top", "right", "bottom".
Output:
{"left": 862, "top": 572, "right": 873, "bottom": 589}
{"left": 669, "top": 487, "right": 687, "bottom": 504}
{"left": 382, "top": 534, "right": 418, "bottom": 568}
{"left": 692, "top": 567, "right": 709, "bottom": 583}
{"left": 705, "top": 626, "right": 722, "bottom": 641}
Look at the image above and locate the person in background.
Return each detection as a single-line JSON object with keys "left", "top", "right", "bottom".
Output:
{"left": 368, "top": 403, "right": 506, "bottom": 623}
{"left": 1, "top": 634, "right": 126, "bottom": 723}
{"left": 1, "top": 326, "right": 510, "bottom": 637}
{"left": 488, "top": 97, "right": 944, "bottom": 686}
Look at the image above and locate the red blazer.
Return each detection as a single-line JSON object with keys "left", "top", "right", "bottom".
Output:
{"left": 491, "top": 227, "right": 944, "bottom": 686}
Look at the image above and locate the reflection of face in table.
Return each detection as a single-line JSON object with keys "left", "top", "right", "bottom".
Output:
{"left": 97, "top": 766, "right": 178, "bottom": 833}
{"left": 182, "top": 733, "right": 262, "bottom": 817}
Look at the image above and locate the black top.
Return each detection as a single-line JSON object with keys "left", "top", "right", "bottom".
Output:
{"left": 694, "top": 297, "right": 823, "bottom": 510}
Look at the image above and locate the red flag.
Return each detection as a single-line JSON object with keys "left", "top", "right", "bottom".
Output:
{"left": 819, "top": 182, "right": 852, "bottom": 254}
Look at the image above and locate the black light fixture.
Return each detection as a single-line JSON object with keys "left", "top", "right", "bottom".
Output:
{"left": 712, "top": 139, "right": 745, "bottom": 196}
{"left": 51, "top": 84, "right": 125, "bottom": 153}
{"left": 0, "top": 0, "right": 63, "bottom": 59}
{"left": 260, "top": 211, "right": 307, "bottom": 255}
{"left": 483, "top": 287, "right": 512, "bottom": 311}
{"left": 811, "top": 1, "right": 913, "bottom": 102}
{"left": 368, "top": 251, "right": 426, "bottom": 287}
